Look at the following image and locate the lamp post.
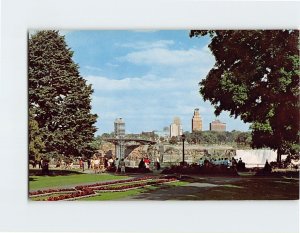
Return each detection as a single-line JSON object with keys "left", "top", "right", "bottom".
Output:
{"left": 181, "top": 134, "right": 186, "bottom": 165}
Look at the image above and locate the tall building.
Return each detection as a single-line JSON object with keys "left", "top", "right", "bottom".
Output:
{"left": 192, "top": 108, "right": 202, "bottom": 132}
{"left": 114, "top": 118, "right": 125, "bottom": 137}
{"left": 173, "top": 117, "right": 181, "bottom": 126}
{"left": 210, "top": 119, "right": 226, "bottom": 132}
{"left": 170, "top": 123, "right": 179, "bottom": 137}
{"left": 170, "top": 117, "right": 183, "bottom": 137}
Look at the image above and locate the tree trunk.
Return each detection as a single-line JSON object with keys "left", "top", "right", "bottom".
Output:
{"left": 276, "top": 149, "right": 282, "bottom": 165}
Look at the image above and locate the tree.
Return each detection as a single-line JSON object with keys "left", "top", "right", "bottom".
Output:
{"left": 169, "top": 136, "right": 178, "bottom": 144}
{"left": 89, "top": 135, "right": 102, "bottom": 154}
{"left": 216, "top": 132, "right": 227, "bottom": 144}
{"left": 29, "top": 109, "right": 45, "bottom": 162}
{"left": 29, "top": 30, "right": 97, "bottom": 159}
{"left": 190, "top": 30, "right": 299, "bottom": 162}
{"left": 236, "top": 132, "right": 252, "bottom": 146}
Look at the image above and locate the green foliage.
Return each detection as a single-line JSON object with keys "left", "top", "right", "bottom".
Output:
{"left": 29, "top": 30, "right": 97, "bottom": 159}
{"left": 185, "top": 130, "right": 251, "bottom": 146}
{"left": 190, "top": 30, "right": 300, "bottom": 159}
{"left": 235, "top": 132, "right": 252, "bottom": 145}
{"left": 89, "top": 135, "right": 102, "bottom": 153}
{"left": 29, "top": 173, "right": 129, "bottom": 190}
{"left": 29, "top": 109, "right": 45, "bottom": 161}
{"left": 169, "top": 136, "right": 178, "bottom": 144}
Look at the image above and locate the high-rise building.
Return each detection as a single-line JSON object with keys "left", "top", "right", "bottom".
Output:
{"left": 170, "top": 123, "right": 179, "bottom": 137}
{"left": 210, "top": 119, "right": 226, "bottom": 132}
{"left": 192, "top": 108, "right": 202, "bottom": 132}
{"left": 114, "top": 118, "right": 125, "bottom": 137}
{"left": 170, "top": 117, "right": 183, "bottom": 137}
{"left": 173, "top": 117, "right": 181, "bottom": 126}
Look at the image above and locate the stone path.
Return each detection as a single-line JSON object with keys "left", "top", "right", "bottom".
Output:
{"left": 121, "top": 183, "right": 207, "bottom": 200}
{"left": 121, "top": 177, "right": 243, "bottom": 200}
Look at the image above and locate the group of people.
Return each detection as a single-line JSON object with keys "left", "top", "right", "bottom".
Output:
{"left": 199, "top": 157, "right": 245, "bottom": 171}
{"left": 114, "top": 158, "right": 126, "bottom": 174}
{"left": 138, "top": 157, "right": 160, "bottom": 170}
{"left": 33, "top": 154, "right": 162, "bottom": 174}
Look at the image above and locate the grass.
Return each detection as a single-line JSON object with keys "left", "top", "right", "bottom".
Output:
{"left": 80, "top": 181, "right": 187, "bottom": 201}
{"left": 168, "top": 181, "right": 189, "bottom": 186}
{"left": 29, "top": 173, "right": 130, "bottom": 190}
{"left": 80, "top": 189, "right": 144, "bottom": 200}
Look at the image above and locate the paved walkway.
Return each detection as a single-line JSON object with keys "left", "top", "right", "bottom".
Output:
{"left": 122, "top": 176, "right": 244, "bottom": 200}
{"left": 121, "top": 183, "right": 208, "bottom": 200}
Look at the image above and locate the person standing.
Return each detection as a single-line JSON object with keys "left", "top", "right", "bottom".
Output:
{"left": 138, "top": 158, "right": 145, "bottom": 169}
{"left": 120, "top": 158, "right": 126, "bottom": 174}
{"left": 79, "top": 159, "right": 83, "bottom": 171}
{"left": 87, "top": 158, "right": 91, "bottom": 170}
{"left": 115, "top": 158, "right": 119, "bottom": 173}
{"left": 108, "top": 157, "right": 113, "bottom": 168}
{"left": 39, "top": 159, "right": 43, "bottom": 169}
{"left": 156, "top": 157, "right": 160, "bottom": 170}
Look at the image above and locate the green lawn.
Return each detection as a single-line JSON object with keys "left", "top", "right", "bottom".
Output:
{"left": 79, "top": 181, "right": 187, "bottom": 201}
{"left": 29, "top": 173, "right": 130, "bottom": 190}
{"left": 80, "top": 189, "right": 144, "bottom": 200}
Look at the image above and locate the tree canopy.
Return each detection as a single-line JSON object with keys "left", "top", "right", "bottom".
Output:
{"left": 190, "top": 30, "right": 299, "bottom": 161}
{"left": 29, "top": 30, "right": 97, "bottom": 160}
{"left": 184, "top": 130, "right": 251, "bottom": 147}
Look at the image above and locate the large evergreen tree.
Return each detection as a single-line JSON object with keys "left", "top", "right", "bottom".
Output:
{"left": 29, "top": 30, "right": 97, "bottom": 159}
{"left": 190, "top": 30, "right": 299, "bottom": 162}
{"left": 29, "top": 108, "right": 45, "bottom": 162}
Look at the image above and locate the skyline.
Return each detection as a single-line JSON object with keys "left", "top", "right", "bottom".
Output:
{"left": 64, "top": 30, "right": 250, "bottom": 134}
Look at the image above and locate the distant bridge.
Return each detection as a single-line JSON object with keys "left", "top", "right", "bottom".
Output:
{"left": 104, "top": 138, "right": 157, "bottom": 146}
{"left": 103, "top": 137, "right": 157, "bottom": 159}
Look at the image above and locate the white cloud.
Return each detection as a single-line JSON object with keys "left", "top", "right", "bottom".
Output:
{"left": 115, "top": 40, "right": 174, "bottom": 50}
{"left": 84, "top": 65, "right": 102, "bottom": 72}
{"left": 105, "top": 63, "right": 119, "bottom": 67}
{"left": 85, "top": 74, "right": 197, "bottom": 92}
{"left": 118, "top": 46, "right": 214, "bottom": 66}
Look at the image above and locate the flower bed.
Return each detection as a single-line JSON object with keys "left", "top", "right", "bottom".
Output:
{"left": 29, "top": 188, "right": 76, "bottom": 197}
{"left": 74, "top": 176, "right": 154, "bottom": 189}
{"left": 29, "top": 176, "right": 177, "bottom": 201}
{"left": 47, "top": 188, "right": 95, "bottom": 201}
{"left": 92, "top": 179, "right": 176, "bottom": 192}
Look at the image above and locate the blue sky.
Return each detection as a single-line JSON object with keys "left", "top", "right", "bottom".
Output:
{"left": 64, "top": 30, "right": 250, "bottom": 135}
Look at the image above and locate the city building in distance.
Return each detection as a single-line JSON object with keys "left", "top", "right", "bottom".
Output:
{"left": 114, "top": 118, "right": 125, "bottom": 137}
{"left": 210, "top": 119, "right": 226, "bottom": 132}
{"left": 192, "top": 108, "right": 202, "bottom": 132}
{"left": 154, "top": 127, "right": 169, "bottom": 139}
{"left": 170, "top": 117, "right": 183, "bottom": 137}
